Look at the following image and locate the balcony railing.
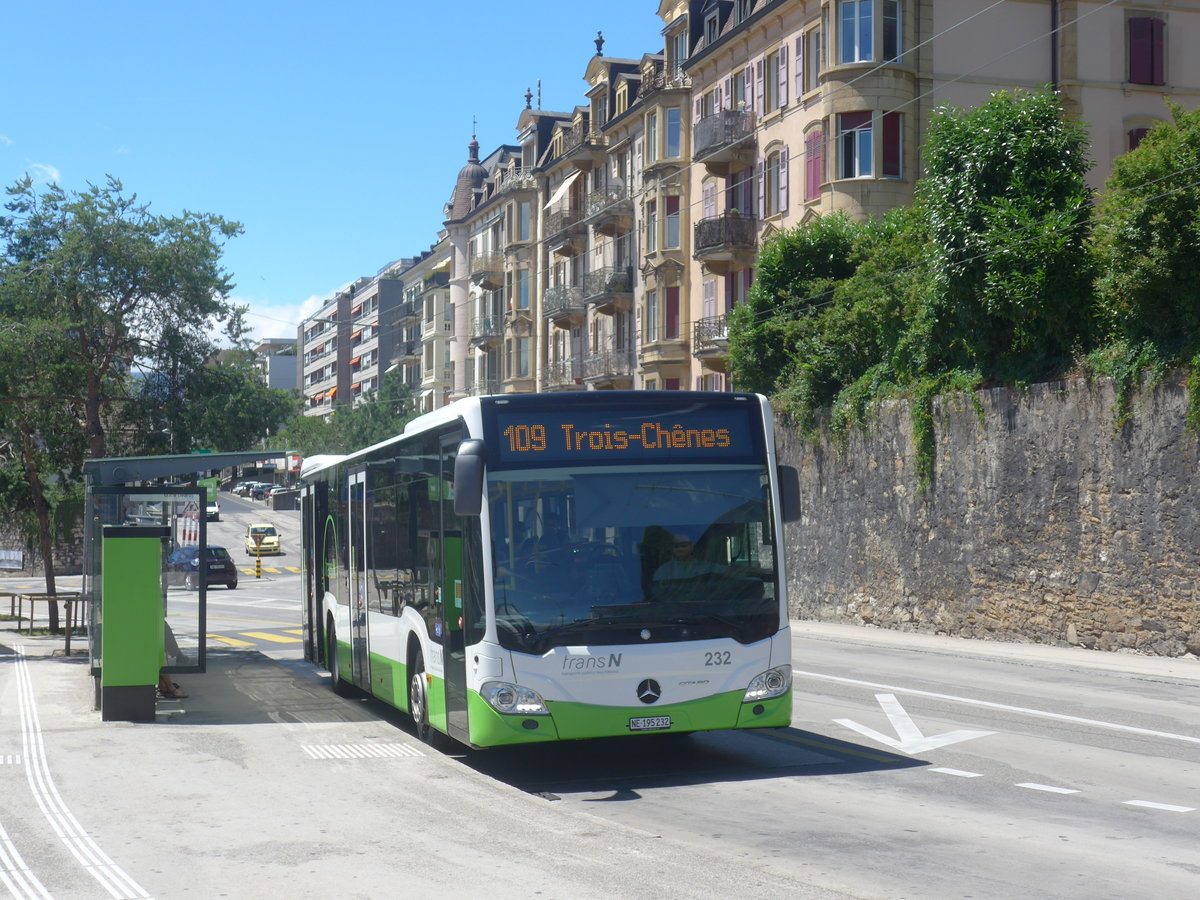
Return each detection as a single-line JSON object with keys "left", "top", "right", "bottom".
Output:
{"left": 496, "top": 168, "right": 537, "bottom": 194}
{"left": 469, "top": 251, "right": 504, "bottom": 287}
{"left": 469, "top": 314, "right": 504, "bottom": 344}
{"left": 561, "top": 121, "right": 605, "bottom": 155}
{"left": 545, "top": 209, "right": 585, "bottom": 239}
{"left": 693, "top": 109, "right": 756, "bottom": 159}
{"left": 469, "top": 379, "right": 500, "bottom": 396}
{"left": 694, "top": 212, "right": 758, "bottom": 256}
{"left": 640, "top": 66, "right": 691, "bottom": 99}
{"left": 585, "top": 185, "right": 631, "bottom": 218}
{"left": 543, "top": 358, "right": 579, "bottom": 388}
{"left": 583, "top": 347, "right": 635, "bottom": 381}
{"left": 422, "top": 272, "right": 450, "bottom": 293}
{"left": 543, "top": 285, "right": 584, "bottom": 318}
{"left": 694, "top": 314, "right": 729, "bottom": 351}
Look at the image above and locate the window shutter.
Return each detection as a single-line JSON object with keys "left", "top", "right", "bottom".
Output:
{"left": 754, "top": 59, "right": 765, "bottom": 118}
{"left": 1129, "top": 17, "right": 1165, "bottom": 85}
{"left": 883, "top": 112, "right": 902, "bottom": 177}
{"left": 779, "top": 44, "right": 789, "bottom": 107}
{"left": 806, "top": 130, "right": 824, "bottom": 202}
{"left": 703, "top": 182, "right": 717, "bottom": 219}
{"left": 703, "top": 279, "right": 716, "bottom": 318}
{"left": 725, "top": 272, "right": 735, "bottom": 311}
{"left": 795, "top": 37, "right": 804, "bottom": 96}
{"left": 779, "top": 145, "right": 789, "bottom": 212}
{"left": 715, "top": 85, "right": 723, "bottom": 111}
{"left": 757, "top": 158, "right": 766, "bottom": 219}
{"left": 1128, "top": 127, "right": 1150, "bottom": 150}
{"left": 695, "top": 97, "right": 703, "bottom": 125}
{"left": 723, "top": 77, "right": 733, "bottom": 108}
{"left": 744, "top": 65, "right": 753, "bottom": 112}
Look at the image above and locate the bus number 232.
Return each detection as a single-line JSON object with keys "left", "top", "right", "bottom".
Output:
{"left": 705, "top": 651, "right": 732, "bottom": 666}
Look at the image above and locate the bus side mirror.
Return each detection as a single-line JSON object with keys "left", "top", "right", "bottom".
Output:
{"left": 453, "top": 439, "right": 486, "bottom": 517}
{"left": 777, "top": 465, "right": 801, "bottom": 523}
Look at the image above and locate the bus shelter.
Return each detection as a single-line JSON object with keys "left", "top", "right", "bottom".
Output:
{"left": 83, "top": 451, "right": 287, "bottom": 716}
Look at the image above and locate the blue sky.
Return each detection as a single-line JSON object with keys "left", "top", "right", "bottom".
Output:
{"left": 2, "top": 0, "right": 656, "bottom": 343}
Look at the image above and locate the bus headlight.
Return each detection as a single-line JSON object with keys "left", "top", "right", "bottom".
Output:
{"left": 743, "top": 665, "right": 791, "bottom": 702}
{"left": 481, "top": 681, "right": 550, "bottom": 716}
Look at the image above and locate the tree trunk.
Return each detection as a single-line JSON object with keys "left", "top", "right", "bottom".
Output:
{"left": 19, "top": 422, "right": 60, "bottom": 632}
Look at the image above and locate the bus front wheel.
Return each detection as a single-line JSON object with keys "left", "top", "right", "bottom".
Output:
{"left": 409, "top": 649, "right": 432, "bottom": 743}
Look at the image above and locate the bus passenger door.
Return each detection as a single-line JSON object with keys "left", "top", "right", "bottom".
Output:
{"left": 440, "top": 435, "right": 469, "bottom": 744}
{"left": 348, "top": 469, "right": 370, "bottom": 689}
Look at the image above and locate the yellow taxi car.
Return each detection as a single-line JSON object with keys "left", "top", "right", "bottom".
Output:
{"left": 245, "top": 523, "right": 281, "bottom": 556}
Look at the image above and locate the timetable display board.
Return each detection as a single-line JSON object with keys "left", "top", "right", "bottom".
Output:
{"left": 488, "top": 402, "right": 761, "bottom": 467}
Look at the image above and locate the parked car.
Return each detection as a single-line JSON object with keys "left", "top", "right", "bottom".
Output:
{"left": 166, "top": 545, "right": 238, "bottom": 590}
{"left": 206, "top": 501, "right": 220, "bottom": 522}
{"left": 233, "top": 482, "right": 253, "bottom": 497}
{"left": 245, "top": 523, "right": 281, "bottom": 556}
{"left": 250, "top": 483, "right": 274, "bottom": 500}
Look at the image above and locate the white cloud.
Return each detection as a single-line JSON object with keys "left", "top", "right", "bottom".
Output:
{"left": 0, "top": 135, "right": 13, "bottom": 146}
{"left": 235, "top": 294, "right": 328, "bottom": 345}
{"left": 28, "top": 162, "right": 61, "bottom": 184}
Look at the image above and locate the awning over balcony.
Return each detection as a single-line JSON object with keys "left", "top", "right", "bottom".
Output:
{"left": 543, "top": 169, "right": 581, "bottom": 209}
{"left": 350, "top": 356, "right": 361, "bottom": 366}
{"left": 327, "top": 386, "right": 338, "bottom": 399}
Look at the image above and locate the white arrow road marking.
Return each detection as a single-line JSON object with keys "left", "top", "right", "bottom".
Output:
{"left": 834, "top": 693, "right": 996, "bottom": 755}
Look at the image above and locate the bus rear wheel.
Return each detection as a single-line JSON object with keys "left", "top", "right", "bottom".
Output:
{"left": 409, "top": 649, "right": 432, "bottom": 743}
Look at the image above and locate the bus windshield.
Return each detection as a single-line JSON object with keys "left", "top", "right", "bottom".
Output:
{"left": 488, "top": 463, "right": 778, "bottom": 652}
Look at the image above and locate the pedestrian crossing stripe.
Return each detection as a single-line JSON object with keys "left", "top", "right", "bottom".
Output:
{"left": 1, "top": 755, "right": 21, "bottom": 765}
{"left": 302, "top": 743, "right": 424, "bottom": 760}
{"left": 235, "top": 566, "right": 301, "bottom": 574}
{"left": 284, "top": 629, "right": 304, "bottom": 635}
{"left": 239, "top": 631, "right": 302, "bottom": 644}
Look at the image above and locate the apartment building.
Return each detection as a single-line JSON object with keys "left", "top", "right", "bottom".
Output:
{"left": 299, "top": 0, "right": 1200, "bottom": 413}
{"left": 253, "top": 338, "right": 297, "bottom": 391}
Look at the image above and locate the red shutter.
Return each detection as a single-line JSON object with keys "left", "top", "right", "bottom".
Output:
{"left": 883, "top": 112, "right": 902, "bottom": 177}
{"left": 1128, "top": 127, "right": 1150, "bottom": 150}
{"left": 1129, "top": 17, "right": 1165, "bottom": 86}
{"left": 805, "top": 130, "right": 824, "bottom": 201}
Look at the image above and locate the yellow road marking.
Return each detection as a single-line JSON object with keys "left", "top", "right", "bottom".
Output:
{"left": 207, "top": 634, "right": 255, "bottom": 647}
{"left": 283, "top": 629, "right": 304, "bottom": 635}
{"left": 239, "top": 631, "right": 302, "bottom": 644}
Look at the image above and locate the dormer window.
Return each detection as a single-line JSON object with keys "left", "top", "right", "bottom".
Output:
{"left": 736, "top": 0, "right": 752, "bottom": 23}
{"left": 705, "top": 13, "right": 719, "bottom": 46}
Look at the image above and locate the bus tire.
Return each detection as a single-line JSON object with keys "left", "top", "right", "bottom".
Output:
{"left": 409, "top": 648, "right": 432, "bottom": 743}
{"left": 328, "top": 623, "right": 352, "bottom": 697}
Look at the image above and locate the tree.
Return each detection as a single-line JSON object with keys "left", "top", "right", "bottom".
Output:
{"left": 1091, "top": 101, "right": 1200, "bottom": 352}
{"left": 0, "top": 176, "right": 243, "bottom": 458}
{"left": 918, "top": 88, "right": 1094, "bottom": 379}
{"left": 728, "top": 212, "right": 861, "bottom": 394}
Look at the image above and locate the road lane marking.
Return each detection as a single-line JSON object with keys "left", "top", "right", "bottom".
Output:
{"left": 206, "top": 634, "right": 256, "bottom": 647}
{"left": 0, "top": 817, "right": 51, "bottom": 899}
{"left": 284, "top": 629, "right": 304, "bottom": 635}
{"left": 795, "top": 669, "right": 1200, "bottom": 746}
{"left": 835, "top": 693, "right": 995, "bottom": 755}
{"left": 929, "top": 767, "right": 984, "bottom": 778}
{"left": 1, "top": 755, "right": 21, "bottom": 765}
{"left": 239, "top": 632, "right": 302, "bottom": 644}
{"left": 1016, "top": 783, "right": 1080, "bottom": 794}
{"left": 1122, "top": 800, "right": 1195, "bottom": 812}
{"left": 13, "top": 646, "right": 151, "bottom": 899}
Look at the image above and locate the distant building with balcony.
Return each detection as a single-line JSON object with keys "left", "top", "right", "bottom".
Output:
{"left": 253, "top": 338, "right": 297, "bottom": 391}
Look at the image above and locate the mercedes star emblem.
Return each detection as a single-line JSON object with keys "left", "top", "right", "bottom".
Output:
{"left": 637, "top": 679, "right": 662, "bottom": 704}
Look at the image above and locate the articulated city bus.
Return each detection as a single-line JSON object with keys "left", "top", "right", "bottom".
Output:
{"left": 300, "top": 391, "right": 797, "bottom": 748}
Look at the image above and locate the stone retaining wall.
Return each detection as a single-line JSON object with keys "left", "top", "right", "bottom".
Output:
{"left": 778, "top": 372, "right": 1200, "bottom": 657}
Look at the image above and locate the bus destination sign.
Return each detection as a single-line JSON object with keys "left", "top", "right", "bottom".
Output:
{"left": 492, "top": 407, "right": 757, "bottom": 464}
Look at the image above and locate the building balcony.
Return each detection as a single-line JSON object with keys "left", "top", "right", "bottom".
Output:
{"left": 469, "top": 251, "right": 504, "bottom": 290}
{"left": 693, "top": 314, "right": 729, "bottom": 361}
{"left": 469, "top": 379, "right": 501, "bottom": 397}
{"left": 582, "top": 347, "right": 635, "bottom": 387}
{"left": 544, "top": 209, "right": 586, "bottom": 256}
{"left": 469, "top": 314, "right": 504, "bottom": 348}
{"left": 693, "top": 213, "right": 758, "bottom": 272}
{"left": 639, "top": 66, "right": 691, "bottom": 101}
{"left": 543, "top": 285, "right": 585, "bottom": 327}
{"left": 496, "top": 168, "right": 537, "bottom": 195}
{"left": 639, "top": 337, "right": 690, "bottom": 368}
{"left": 583, "top": 186, "right": 633, "bottom": 236}
{"left": 396, "top": 299, "right": 420, "bottom": 323}
{"left": 543, "top": 358, "right": 582, "bottom": 391}
{"left": 422, "top": 271, "right": 450, "bottom": 294}
{"left": 582, "top": 266, "right": 634, "bottom": 314}
{"left": 397, "top": 339, "right": 421, "bottom": 360}
{"left": 693, "top": 109, "right": 757, "bottom": 175}
{"left": 559, "top": 122, "right": 606, "bottom": 169}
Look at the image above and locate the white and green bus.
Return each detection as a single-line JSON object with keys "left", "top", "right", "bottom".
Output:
{"left": 300, "top": 391, "right": 797, "bottom": 748}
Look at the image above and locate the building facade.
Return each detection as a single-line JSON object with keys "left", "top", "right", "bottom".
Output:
{"left": 298, "top": 0, "right": 1200, "bottom": 414}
